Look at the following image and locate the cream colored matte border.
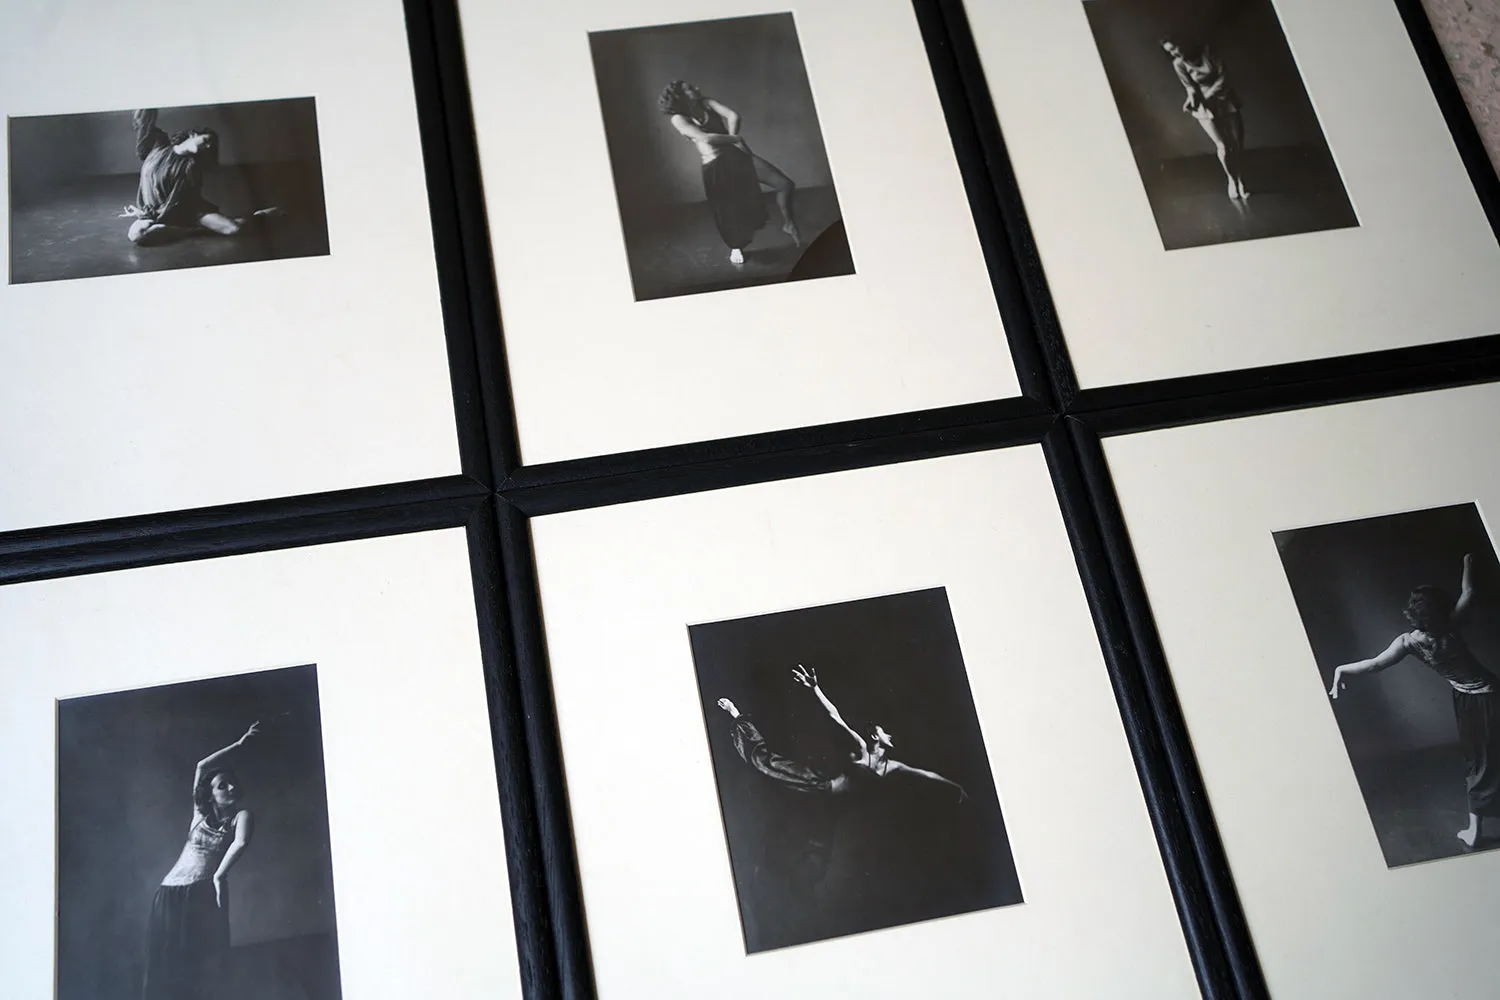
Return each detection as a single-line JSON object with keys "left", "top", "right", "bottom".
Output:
{"left": 0, "top": 0, "right": 459, "bottom": 531}
{"left": 460, "top": 0, "right": 1020, "bottom": 465}
{"left": 1106, "top": 382, "right": 1500, "bottom": 999}
{"left": 967, "top": 0, "right": 1500, "bottom": 388}
{"left": 0, "top": 530, "right": 522, "bottom": 1000}
{"left": 530, "top": 448, "right": 1196, "bottom": 999}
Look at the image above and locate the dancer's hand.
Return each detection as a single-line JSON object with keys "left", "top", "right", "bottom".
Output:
{"left": 213, "top": 876, "right": 225, "bottom": 908}
{"left": 1328, "top": 670, "right": 1345, "bottom": 700}
{"left": 957, "top": 787, "right": 969, "bottom": 804}
{"left": 792, "top": 664, "right": 817, "bottom": 689}
{"left": 238, "top": 722, "right": 261, "bottom": 745}
{"left": 716, "top": 697, "right": 739, "bottom": 718}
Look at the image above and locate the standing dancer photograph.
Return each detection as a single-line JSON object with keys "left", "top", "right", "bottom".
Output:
{"left": 1159, "top": 37, "right": 1248, "bottom": 202}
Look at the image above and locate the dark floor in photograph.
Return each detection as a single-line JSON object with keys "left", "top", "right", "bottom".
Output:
{"left": 1358, "top": 743, "right": 1500, "bottom": 868}
{"left": 1145, "top": 146, "right": 1358, "bottom": 250}
{"left": 627, "top": 185, "right": 851, "bottom": 300}
{"left": 9, "top": 164, "right": 330, "bottom": 284}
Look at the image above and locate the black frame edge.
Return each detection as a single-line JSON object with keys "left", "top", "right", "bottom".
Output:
{"left": 402, "top": 0, "right": 499, "bottom": 487}
{"left": 1064, "top": 418, "right": 1270, "bottom": 999}
{"left": 495, "top": 499, "right": 598, "bottom": 1000}
{"left": 465, "top": 499, "right": 563, "bottom": 1000}
{"left": 1041, "top": 421, "right": 1253, "bottom": 1000}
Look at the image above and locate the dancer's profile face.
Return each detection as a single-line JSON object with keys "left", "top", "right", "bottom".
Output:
{"left": 1161, "top": 40, "right": 1182, "bottom": 59}
{"left": 210, "top": 772, "right": 241, "bottom": 810}
{"left": 872, "top": 725, "right": 894, "bottom": 749}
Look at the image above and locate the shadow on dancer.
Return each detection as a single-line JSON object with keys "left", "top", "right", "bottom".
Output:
{"left": 716, "top": 664, "right": 966, "bottom": 802}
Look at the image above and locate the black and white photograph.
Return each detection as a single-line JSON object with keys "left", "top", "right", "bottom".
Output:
{"left": 9, "top": 97, "right": 330, "bottom": 284}
{"left": 589, "top": 12, "right": 855, "bottom": 301}
{"left": 1083, "top": 0, "right": 1358, "bottom": 250}
{"left": 1276, "top": 504, "right": 1500, "bottom": 868}
{"left": 56, "top": 663, "right": 342, "bottom": 1000}
{"left": 688, "top": 587, "right": 1022, "bottom": 953}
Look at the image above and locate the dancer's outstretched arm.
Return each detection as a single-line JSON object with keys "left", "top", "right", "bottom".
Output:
{"left": 887, "top": 760, "right": 967, "bottom": 802}
{"left": 1329, "top": 638, "right": 1409, "bottom": 699}
{"left": 193, "top": 722, "right": 259, "bottom": 798}
{"left": 1455, "top": 553, "right": 1476, "bottom": 626}
{"left": 792, "top": 665, "right": 867, "bottom": 754}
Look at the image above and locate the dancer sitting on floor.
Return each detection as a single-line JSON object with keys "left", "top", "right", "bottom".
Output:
{"left": 716, "top": 664, "right": 966, "bottom": 802}
{"left": 123, "top": 108, "right": 282, "bottom": 246}
{"left": 1330, "top": 553, "right": 1500, "bottom": 847}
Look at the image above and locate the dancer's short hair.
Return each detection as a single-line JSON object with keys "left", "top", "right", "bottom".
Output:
{"left": 657, "top": 80, "right": 700, "bottom": 117}
{"left": 1404, "top": 585, "right": 1456, "bottom": 632}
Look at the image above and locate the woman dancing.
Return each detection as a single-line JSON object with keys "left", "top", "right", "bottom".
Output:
{"left": 123, "top": 109, "right": 281, "bottom": 246}
{"left": 141, "top": 721, "right": 259, "bottom": 1000}
{"left": 1329, "top": 554, "right": 1500, "bottom": 847}
{"left": 715, "top": 664, "right": 966, "bottom": 801}
{"left": 657, "top": 80, "right": 798, "bottom": 265}
{"left": 1160, "top": 37, "right": 1248, "bottom": 202}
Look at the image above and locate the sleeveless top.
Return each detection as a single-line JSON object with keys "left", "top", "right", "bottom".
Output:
{"left": 160, "top": 813, "right": 235, "bottom": 886}
{"left": 1402, "top": 630, "right": 1497, "bottom": 694}
{"left": 678, "top": 106, "right": 731, "bottom": 165}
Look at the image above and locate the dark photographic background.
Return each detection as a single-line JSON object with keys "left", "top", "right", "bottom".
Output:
{"left": 9, "top": 97, "right": 330, "bottom": 284}
{"left": 590, "top": 13, "right": 854, "bottom": 300}
{"left": 1276, "top": 503, "right": 1500, "bottom": 867}
{"left": 56, "top": 663, "right": 341, "bottom": 1000}
{"left": 688, "top": 588, "right": 1021, "bottom": 953}
{"left": 1084, "top": 0, "right": 1357, "bottom": 249}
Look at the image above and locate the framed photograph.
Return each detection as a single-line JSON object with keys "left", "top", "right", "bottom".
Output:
{"left": 1103, "top": 381, "right": 1500, "bottom": 997}
{"left": 457, "top": 0, "right": 1024, "bottom": 465}
{"left": 0, "top": 0, "right": 463, "bottom": 531}
{"left": 962, "top": 0, "right": 1500, "bottom": 388}
{"left": 528, "top": 449, "right": 1198, "bottom": 996}
{"left": 0, "top": 529, "right": 525, "bottom": 1000}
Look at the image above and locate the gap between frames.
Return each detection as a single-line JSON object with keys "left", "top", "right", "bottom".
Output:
{"left": 1058, "top": 418, "right": 1271, "bottom": 1000}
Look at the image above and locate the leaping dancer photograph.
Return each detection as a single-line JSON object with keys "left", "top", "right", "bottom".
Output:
{"left": 715, "top": 664, "right": 967, "bottom": 803}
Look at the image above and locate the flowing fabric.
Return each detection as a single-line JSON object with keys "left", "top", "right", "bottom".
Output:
{"left": 140, "top": 880, "right": 229, "bottom": 1000}
{"left": 693, "top": 107, "right": 766, "bottom": 250}
{"left": 1453, "top": 689, "right": 1500, "bottom": 816}
{"left": 731, "top": 717, "right": 836, "bottom": 793}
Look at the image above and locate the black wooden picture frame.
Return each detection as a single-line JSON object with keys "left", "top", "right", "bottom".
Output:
{"left": 5, "top": 0, "right": 1500, "bottom": 998}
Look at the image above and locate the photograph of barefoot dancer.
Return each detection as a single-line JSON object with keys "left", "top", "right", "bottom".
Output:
{"left": 590, "top": 13, "right": 855, "bottom": 301}
{"left": 1277, "top": 504, "right": 1500, "bottom": 867}
{"left": 1083, "top": 0, "right": 1357, "bottom": 250}
{"left": 55, "top": 663, "right": 342, "bottom": 1000}
{"left": 9, "top": 97, "right": 329, "bottom": 284}
{"left": 689, "top": 588, "right": 1021, "bottom": 953}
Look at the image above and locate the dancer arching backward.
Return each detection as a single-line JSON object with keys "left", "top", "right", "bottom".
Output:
{"left": 141, "top": 722, "right": 260, "bottom": 1000}
{"left": 124, "top": 109, "right": 282, "bottom": 246}
{"left": 657, "top": 80, "right": 799, "bottom": 265}
{"left": 1160, "top": 37, "right": 1249, "bottom": 202}
{"left": 715, "top": 664, "right": 966, "bottom": 802}
{"left": 1330, "top": 554, "right": 1500, "bottom": 848}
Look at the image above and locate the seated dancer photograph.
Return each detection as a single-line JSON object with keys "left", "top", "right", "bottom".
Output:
{"left": 123, "top": 109, "right": 283, "bottom": 247}
{"left": 1329, "top": 553, "right": 1500, "bottom": 850}
{"left": 716, "top": 664, "right": 967, "bottom": 802}
{"left": 7, "top": 97, "right": 330, "bottom": 284}
{"left": 658, "top": 80, "right": 799, "bottom": 267}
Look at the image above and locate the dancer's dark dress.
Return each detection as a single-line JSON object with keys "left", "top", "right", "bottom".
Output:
{"left": 132, "top": 117, "right": 218, "bottom": 227}
{"left": 730, "top": 716, "right": 840, "bottom": 793}
{"left": 1403, "top": 629, "right": 1500, "bottom": 816}
{"left": 693, "top": 106, "right": 768, "bottom": 251}
{"left": 141, "top": 811, "right": 236, "bottom": 1000}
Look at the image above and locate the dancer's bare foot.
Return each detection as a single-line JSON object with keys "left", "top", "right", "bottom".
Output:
{"left": 729, "top": 248, "right": 744, "bottom": 265}
{"left": 1236, "top": 178, "right": 1250, "bottom": 200}
{"left": 252, "top": 206, "right": 286, "bottom": 219}
{"left": 716, "top": 697, "right": 740, "bottom": 718}
{"left": 1458, "top": 813, "right": 1480, "bottom": 847}
{"left": 783, "top": 221, "right": 801, "bottom": 247}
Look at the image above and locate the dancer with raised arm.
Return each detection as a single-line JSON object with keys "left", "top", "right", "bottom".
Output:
{"left": 1329, "top": 554, "right": 1500, "bottom": 847}
{"left": 1160, "top": 37, "right": 1249, "bottom": 202}
{"left": 657, "top": 80, "right": 799, "bottom": 265}
{"left": 141, "top": 721, "right": 260, "bottom": 1000}
{"left": 714, "top": 665, "right": 966, "bottom": 802}
{"left": 123, "top": 109, "right": 282, "bottom": 246}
